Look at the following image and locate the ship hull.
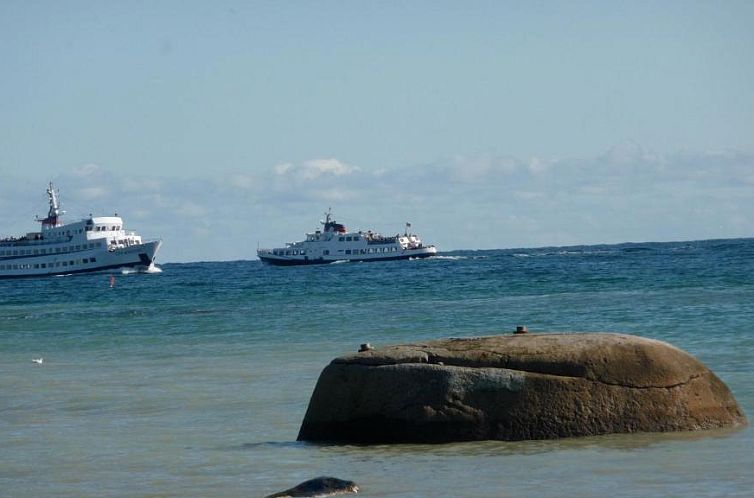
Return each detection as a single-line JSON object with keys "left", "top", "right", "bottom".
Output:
{"left": 0, "top": 240, "right": 161, "bottom": 279}
{"left": 259, "top": 247, "right": 437, "bottom": 266}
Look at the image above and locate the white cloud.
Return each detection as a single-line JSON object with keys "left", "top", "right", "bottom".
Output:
{"left": 300, "top": 158, "right": 357, "bottom": 180}
{"left": 272, "top": 158, "right": 357, "bottom": 181}
{"left": 528, "top": 157, "right": 550, "bottom": 175}
{"left": 447, "top": 155, "right": 521, "bottom": 183}
{"left": 77, "top": 186, "right": 108, "bottom": 200}
{"left": 72, "top": 163, "right": 103, "bottom": 177}
{"left": 228, "top": 174, "right": 256, "bottom": 190}
{"left": 122, "top": 177, "right": 163, "bottom": 192}
{"left": 273, "top": 162, "right": 292, "bottom": 175}
{"left": 602, "top": 139, "right": 647, "bottom": 166}
{"left": 8, "top": 143, "right": 752, "bottom": 262}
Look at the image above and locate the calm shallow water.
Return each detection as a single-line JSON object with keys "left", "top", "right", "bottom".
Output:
{"left": 1, "top": 238, "right": 753, "bottom": 497}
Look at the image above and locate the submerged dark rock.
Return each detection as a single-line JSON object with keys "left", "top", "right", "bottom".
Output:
{"left": 298, "top": 333, "right": 747, "bottom": 443}
{"left": 264, "top": 476, "right": 359, "bottom": 497}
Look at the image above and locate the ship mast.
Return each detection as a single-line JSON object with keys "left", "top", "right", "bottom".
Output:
{"left": 36, "top": 182, "right": 65, "bottom": 229}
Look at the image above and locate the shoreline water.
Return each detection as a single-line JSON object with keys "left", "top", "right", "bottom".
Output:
{"left": 2, "top": 238, "right": 752, "bottom": 497}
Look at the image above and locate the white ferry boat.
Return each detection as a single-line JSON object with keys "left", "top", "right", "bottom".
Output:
{"left": 257, "top": 210, "right": 437, "bottom": 266}
{"left": 0, "top": 183, "right": 162, "bottom": 279}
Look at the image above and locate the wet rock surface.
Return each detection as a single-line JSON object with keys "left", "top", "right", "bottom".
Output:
{"left": 264, "top": 476, "right": 359, "bottom": 498}
{"left": 298, "top": 333, "right": 747, "bottom": 443}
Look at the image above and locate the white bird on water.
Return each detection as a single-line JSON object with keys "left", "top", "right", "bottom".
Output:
{"left": 32, "top": 357, "right": 44, "bottom": 365}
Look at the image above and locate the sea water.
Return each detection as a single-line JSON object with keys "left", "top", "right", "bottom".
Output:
{"left": 1, "top": 238, "right": 753, "bottom": 497}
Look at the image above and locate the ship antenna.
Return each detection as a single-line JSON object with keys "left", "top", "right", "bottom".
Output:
{"left": 37, "top": 182, "right": 65, "bottom": 228}
{"left": 321, "top": 207, "right": 333, "bottom": 229}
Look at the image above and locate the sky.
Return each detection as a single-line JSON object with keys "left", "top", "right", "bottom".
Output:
{"left": 1, "top": 1, "right": 753, "bottom": 262}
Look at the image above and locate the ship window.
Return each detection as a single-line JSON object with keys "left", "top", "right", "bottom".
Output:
{"left": 62, "top": 261, "right": 67, "bottom": 266}
{"left": 90, "top": 257, "right": 96, "bottom": 262}
{"left": 83, "top": 258, "right": 89, "bottom": 263}
{"left": 324, "top": 250, "right": 330, "bottom": 255}
{"left": 339, "top": 237, "right": 344, "bottom": 241}
{"left": 353, "top": 236, "right": 360, "bottom": 241}
{"left": 346, "top": 237, "right": 352, "bottom": 241}
{"left": 34, "top": 264, "right": 39, "bottom": 269}
{"left": 41, "top": 263, "right": 46, "bottom": 268}
{"left": 345, "top": 250, "right": 351, "bottom": 255}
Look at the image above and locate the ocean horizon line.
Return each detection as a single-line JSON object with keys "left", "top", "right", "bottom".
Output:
{"left": 157, "top": 236, "right": 754, "bottom": 265}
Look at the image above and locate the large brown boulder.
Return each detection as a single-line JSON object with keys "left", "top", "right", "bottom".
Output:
{"left": 298, "top": 333, "right": 747, "bottom": 443}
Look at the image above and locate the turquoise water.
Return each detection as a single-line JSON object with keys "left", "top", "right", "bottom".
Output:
{"left": 1, "top": 239, "right": 753, "bottom": 497}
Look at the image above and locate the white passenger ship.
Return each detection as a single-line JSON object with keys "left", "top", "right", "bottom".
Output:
{"left": 0, "top": 183, "right": 162, "bottom": 279}
{"left": 257, "top": 210, "right": 437, "bottom": 266}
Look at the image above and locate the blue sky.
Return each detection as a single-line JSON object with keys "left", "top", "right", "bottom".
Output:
{"left": 2, "top": 1, "right": 753, "bottom": 262}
